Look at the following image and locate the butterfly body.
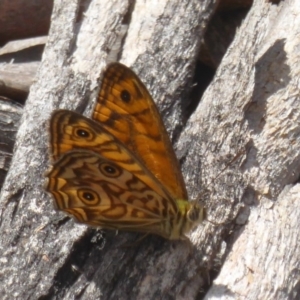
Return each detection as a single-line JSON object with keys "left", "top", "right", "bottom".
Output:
{"left": 45, "top": 63, "right": 205, "bottom": 240}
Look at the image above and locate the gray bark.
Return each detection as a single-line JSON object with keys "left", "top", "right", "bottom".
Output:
{"left": 180, "top": 0, "right": 300, "bottom": 299}
{"left": 0, "top": 0, "right": 299, "bottom": 299}
{"left": 0, "top": 98, "right": 22, "bottom": 189}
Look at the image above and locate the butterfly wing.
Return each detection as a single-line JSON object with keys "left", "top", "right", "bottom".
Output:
{"left": 49, "top": 110, "right": 174, "bottom": 202}
{"left": 93, "top": 63, "right": 187, "bottom": 200}
{"left": 45, "top": 150, "right": 177, "bottom": 238}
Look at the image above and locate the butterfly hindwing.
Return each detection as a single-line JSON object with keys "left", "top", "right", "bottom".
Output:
{"left": 46, "top": 150, "right": 175, "bottom": 238}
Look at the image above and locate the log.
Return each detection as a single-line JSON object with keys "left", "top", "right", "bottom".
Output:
{"left": 0, "top": 0, "right": 299, "bottom": 299}
{"left": 0, "top": 37, "right": 47, "bottom": 102}
{"left": 0, "top": 97, "right": 22, "bottom": 189}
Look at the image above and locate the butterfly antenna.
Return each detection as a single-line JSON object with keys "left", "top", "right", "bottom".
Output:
{"left": 210, "top": 149, "right": 246, "bottom": 185}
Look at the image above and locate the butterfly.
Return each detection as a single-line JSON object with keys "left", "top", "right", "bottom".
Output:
{"left": 45, "top": 63, "right": 206, "bottom": 240}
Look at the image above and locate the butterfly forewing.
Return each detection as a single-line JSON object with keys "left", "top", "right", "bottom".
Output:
{"left": 93, "top": 63, "right": 187, "bottom": 200}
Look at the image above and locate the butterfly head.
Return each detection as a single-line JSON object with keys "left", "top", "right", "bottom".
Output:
{"left": 187, "top": 200, "right": 206, "bottom": 225}
{"left": 168, "top": 200, "right": 206, "bottom": 240}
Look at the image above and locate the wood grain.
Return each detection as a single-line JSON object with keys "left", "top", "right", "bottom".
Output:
{"left": 1, "top": 0, "right": 298, "bottom": 299}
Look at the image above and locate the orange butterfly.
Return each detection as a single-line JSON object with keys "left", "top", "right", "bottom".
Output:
{"left": 45, "top": 63, "right": 205, "bottom": 239}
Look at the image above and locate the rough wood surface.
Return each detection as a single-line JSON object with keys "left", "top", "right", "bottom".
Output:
{"left": 0, "top": 0, "right": 299, "bottom": 299}
{"left": 178, "top": 0, "right": 300, "bottom": 299}
{"left": 0, "top": 36, "right": 47, "bottom": 56}
{"left": 0, "top": 37, "right": 47, "bottom": 101}
{"left": 0, "top": 62, "right": 39, "bottom": 101}
{"left": 206, "top": 0, "right": 300, "bottom": 297}
{"left": 0, "top": 98, "right": 23, "bottom": 189}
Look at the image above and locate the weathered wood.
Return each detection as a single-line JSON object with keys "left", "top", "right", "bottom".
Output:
{"left": 0, "top": 0, "right": 217, "bottom": 299}
{"left": 0, "top": 37, "right": 47, "bottom": 101}
{"left": 0, "top": 0, "right": 299, "bottom": 299}
{"left": 0, "top": 97, "right": 23, "bottom": 189}
{"left": 0, "top": 62, "right": 40, "bottom": 101}
{"left": 0, "top": 36, "right": 47, "bottom": 56}
{"left": 178, "top": 0, "right": 300, "bottom": 299}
